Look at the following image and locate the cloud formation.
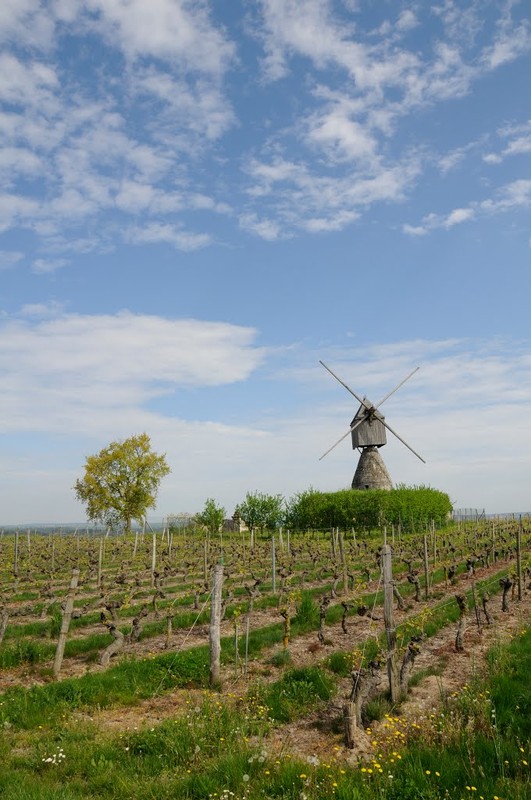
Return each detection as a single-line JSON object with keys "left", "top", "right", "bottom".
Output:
{"left": 1, "top": 1, "right": 529, "bottom": 257}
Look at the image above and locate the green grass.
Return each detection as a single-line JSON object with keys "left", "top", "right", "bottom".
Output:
{"left": 253, "top": 665, "right": 335, "bottom": 723}
{"left": 0, "top": 646, "right": 210, "bottom": 729}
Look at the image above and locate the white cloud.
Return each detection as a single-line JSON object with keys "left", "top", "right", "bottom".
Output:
{"left": 403, "top": 179, "right": 531, "bottom": 235}
{"left": 125, "top": 222, "right": 211, "bottom": 250}
{"left": 0, "top": 0, "right": 55, "bottom": 49}
{"left": 482, "top": 19, "right": 531, "bottom": 69}
{"left": 243, "top": 154, "right": 420, "bottom": 236}
{"left": 306, "top": 102, "right": 378, "bottom": 163}
{"left": 0, "top": 311, "right": 266, "bottom": 438}
{"left": 32, "top": 257, "right": 69, "bottom": 274}
{"left": 86, "top": 0, "right": 235, "bottom": 74}
{"left": 396, "top": 10, "right": 418, "bottom": 33}
{"left": 0, "top": 250, "right": 24, "bottom": 269}
{"left": 444, "top": 207, "right": 475, "bottom": 227}
{"left": 239, "top": 212, "right": 282, "bottom": 241}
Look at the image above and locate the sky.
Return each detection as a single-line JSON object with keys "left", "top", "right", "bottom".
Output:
{"left": 1, "top": 0, "right": 531, "bottom": 525}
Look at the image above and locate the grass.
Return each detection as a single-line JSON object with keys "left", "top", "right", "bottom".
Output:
{"left": 0, "top": 618, "right": 529, "bottom": 799}
{"left": 253, "top": 665, "right": 335, "bottom": 723}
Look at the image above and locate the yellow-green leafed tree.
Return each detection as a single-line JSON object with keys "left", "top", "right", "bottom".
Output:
{"left": 74, "top": 433, "right": 171, "bottom": 533}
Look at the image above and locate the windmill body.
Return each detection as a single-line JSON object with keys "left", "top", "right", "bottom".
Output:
{"left": 350, "top": 400, "right": 386, "bottom": 448}
{"left": 349, "top": 400, "right": 392, "bottom": 489}
{"left": 319, "top": 362, "right": 425, "bottom": 490}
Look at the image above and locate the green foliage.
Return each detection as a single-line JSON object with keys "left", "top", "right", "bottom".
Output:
{"left": 73, "top": 433, "right": 170, "bottom": 533}
{"left": 285, "top": 485, "right": 452, "bottom": 531}
{"left": 194, "top": 497, "right": 225, "bottom": 535}
{"left": 235, "top": 490, "right": 285, "bottom": 533}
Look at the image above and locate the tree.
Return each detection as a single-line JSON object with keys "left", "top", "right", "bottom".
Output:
{"left": 234, "top": 491, "right": 284, "bottom": 535}
{"left": 74, "top": 433, "right": 170, "bottom": 533}
{"left": 195, "top": 498, "right": 226, "bottom": 536}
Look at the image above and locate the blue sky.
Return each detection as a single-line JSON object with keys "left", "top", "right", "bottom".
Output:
{"left": 1, "top": 0, "right": 531, "bottom": 524}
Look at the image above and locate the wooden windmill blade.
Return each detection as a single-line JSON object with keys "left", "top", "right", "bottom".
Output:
{"left": 319, "top": 361, "right": 370, "bottom": 410}
{"left": 373, "top": 366, "right": 420, "bottom": 409}
{"left": 319, "top": 413, "right": 368, "bottom": 461}
{"left": 319, "top": 361, "right": 425, "bottom": 463}
{"left": 377, "top": 417, "right": 426, "bottom": 463}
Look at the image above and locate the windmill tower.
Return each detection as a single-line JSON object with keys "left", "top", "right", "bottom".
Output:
{"left": 319, "top": 361, "right": 425, "bottom": 490}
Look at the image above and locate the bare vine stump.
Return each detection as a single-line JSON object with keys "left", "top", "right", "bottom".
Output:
{"left": 100, "top": 623, "right": 125, "bottom": 667}
{"left": 318, "top": 595, "right": 331, "bottom": 645}
{"left": 344, "top": 660, "right": 383, "bottom": 747}
{"left": 393, "top": 583, "right": 405, "bottom": 610}
{"left": 500, "top": 576, "right": 513, "bottom": 612}
{"left": 280, "top": 608, "right": 291, "bottom": 649}
{"left": 341, "top": 602, "right": 353, "bottom": 634}
{"left": 407, "top": 572, "right": 421, "bottom": 602}
{"left": 455, "top": 593, "right": 467, "bottom": 652}
{"left": 128, "top": 606, "right": 148, "bottom": 643}
{"left": 482, "top": 592, "right": 493, "bottom": 625}
{"left": 399, "top": 639, "right": 421, "bottom": 697}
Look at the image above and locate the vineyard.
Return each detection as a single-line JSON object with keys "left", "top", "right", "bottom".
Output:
{"left": 0, "top": 519, "right": 529, "bottom": 799}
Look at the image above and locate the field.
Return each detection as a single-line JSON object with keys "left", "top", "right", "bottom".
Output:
{"left": 0, "top": 519, "right": 529, "bottom": 799}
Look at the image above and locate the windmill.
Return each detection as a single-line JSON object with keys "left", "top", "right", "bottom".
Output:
{"left": 319, "top": 361, "right": 425, "bottom": 490}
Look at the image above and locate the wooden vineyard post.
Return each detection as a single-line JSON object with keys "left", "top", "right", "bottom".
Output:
{"left": 338, "top": 530, "right": 348, "bottom": 595}
{"left": 203, "top": 538, "right": 209, "bottom": 584}
{"left": 209, "top": 563, "right": 224, "bottom": 687}
{"left": 516, "top": 516, "right": 523, "bottom": 601}
{"left": 53, "top": 568, "right": 80, "bottom": 679}
{"left": 0, "top": 607, "right": 9, "bottom": 647}
{"left": 271, "top": 534, "right": 276, "bottom": 593}
{"left": 97, "top": 536, "right": 104, "bottom": 590}
{"left": 151, "top": 529, "right": 157, "bottom": 587}
{"left": 14, "top": 530, "right": 19, "bottom": 582}
{"left": 382, "top": 544, "right": 400, "bottom": 703}
{"left": 234, "top": 618, "right": 239, "bottom": 674}
{"left": 244, "top": 613, "right": 250, "bottom": 675}
{"left": 422, "top": 533, "right": 430, "bottom": 600}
